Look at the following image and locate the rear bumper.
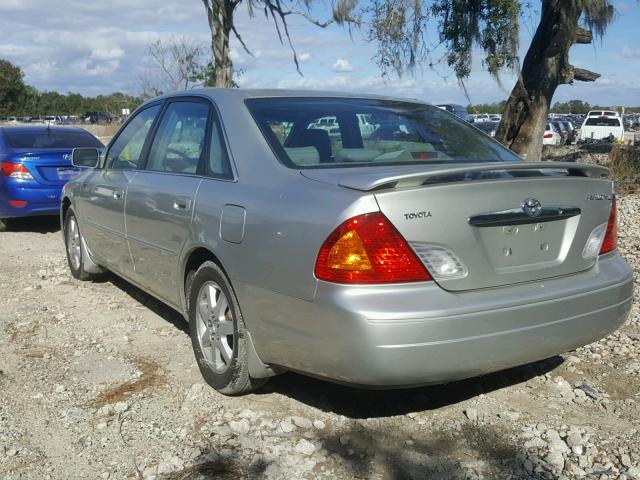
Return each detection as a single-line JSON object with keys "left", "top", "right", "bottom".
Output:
{"left": 0, "top": 184, "right": 63, "bottom": 218}
{"left": 241, "top": 254, "right": 633, "bottom": 387}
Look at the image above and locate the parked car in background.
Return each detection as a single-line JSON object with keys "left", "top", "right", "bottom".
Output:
{"left": 552, "top": 121, "right": 570, "bottom": 145}
{"left": 543, "top": 122, "right": 562, "bottom": 146}
{"left": 0, "top": 126, "right": 103, "bottom": 231}
{"left": 557, "top": 120, "right": 576, "bottom": 144}
{"left": 471, "top": 114, "right": 491, "bottom": 123}
{"left": 474, "top": 121, "right": 500, "bottom": 137}
{"left": 579, "top": 113, "right": 624, "bottom": 142}
{"left": 62, "top": 89, "right": 631, "bottom": 395}
{"left": 436, "top": 104, "right": 471, "bottom": 122}
{"left": 43, "top": 116, "right": 64, "bottom": 125}
{"left": 82, "top": 111, "right": 112, "bottom": 124}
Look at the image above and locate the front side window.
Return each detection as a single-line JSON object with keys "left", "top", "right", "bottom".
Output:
{"left": 146, "top": 101, "right": 209, "bottom": 174}
{"left": 106, "top": 105, "right": 161, "bottom": 170}
{"left": 246, "top": 98, "right": 521, "bottom": 169}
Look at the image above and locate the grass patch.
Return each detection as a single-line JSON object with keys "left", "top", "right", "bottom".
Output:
{"left": 92, "top": 357, "right": 168, "bottom": 408}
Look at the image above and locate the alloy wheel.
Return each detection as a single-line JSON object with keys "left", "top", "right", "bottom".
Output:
{"left": 67, "top": 216, "right": 81, "bottom": 271}
{"left": 195, "top": 281, "right": 235, "bottom": 373}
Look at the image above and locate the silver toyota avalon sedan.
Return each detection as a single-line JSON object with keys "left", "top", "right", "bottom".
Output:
{"left": 61, "top": 89, "right": 632, "bottom": 395}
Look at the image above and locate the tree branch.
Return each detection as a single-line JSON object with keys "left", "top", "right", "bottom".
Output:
{"left": 573, "top": 67, "right": 600, "bottom": 82}
{"left": 561, "top": 65, "right": 601, "bottom": 84}
{"left": 231, "top": 24, "right": 254, "bottom": 56}
{"left": 574, "top": 28, "right": 593, "bottom": 44}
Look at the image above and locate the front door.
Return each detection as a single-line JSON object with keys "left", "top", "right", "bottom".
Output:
{"left": 77, "top": 104, "right": 162, "bottom": 274}
{"left": 125, "top": 99, "right": 210, "bottom": 305}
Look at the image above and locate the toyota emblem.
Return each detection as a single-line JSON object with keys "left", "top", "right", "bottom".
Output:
{"left": 522, "top": 198, "right": 542, "bottom": 217}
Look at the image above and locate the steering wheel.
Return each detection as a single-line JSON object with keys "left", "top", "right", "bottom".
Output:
{"left": 166, "top": 146, "right": 191, "bottom": 162}
{"left": 165, "top": 146, "right": 197, "bottom": 172}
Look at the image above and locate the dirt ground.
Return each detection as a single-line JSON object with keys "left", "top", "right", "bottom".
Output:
{"left": 0, "top": 197, "right": 639, "bottom": 480}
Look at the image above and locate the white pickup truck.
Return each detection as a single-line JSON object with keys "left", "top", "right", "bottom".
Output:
{"left": 579, "top": 111, "right": 624, "bottom": 141}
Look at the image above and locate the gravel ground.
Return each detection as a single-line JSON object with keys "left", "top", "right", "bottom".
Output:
{"left": 0, "top": 196, "right": 639, "bottom": 480}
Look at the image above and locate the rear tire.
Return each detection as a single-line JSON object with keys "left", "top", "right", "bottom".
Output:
{"left": 188, "top": 261, "right": 268, "bottom": 395}
{"left": 0, "top": 218, "right": 8, "bottom": 232}
{"left": 64, "top": 210, "right": 102, "bottom": 281}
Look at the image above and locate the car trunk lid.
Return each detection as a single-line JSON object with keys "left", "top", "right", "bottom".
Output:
{"left": 303, "top": 162, "right": 613, "bottom": 291}
{"left": 10, "top": 149, "right": 81, "bottom": 186}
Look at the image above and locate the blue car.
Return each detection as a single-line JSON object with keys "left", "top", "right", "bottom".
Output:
{"left": 0, "top": 126, "right": 103, "bottom": 231}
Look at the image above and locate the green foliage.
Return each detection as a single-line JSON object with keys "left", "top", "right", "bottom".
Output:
{"left": 363, "top": 0, "right": 520, "bottom": 80}
{"left": 470, "top": 99, "right": 638, "bottom": 115}
{"left": 0, "top": 60, "right": 144, "bottom": 118}
{"left": 0, "top": 59, "right": 26, "bottom": 116}
{"left": 467, "top": 101, "right": 507, "bottom": 114}
{"left": 432, "top": 0, "right": 520, "bottom": 79}
{"left": 361, "top": 0, "right": 619, "bottom": 85}
{"left": 550, "top": 100, "right": 591, "bottom": 114}
{"left": 9, "top": 90, "right": 144, "bottom": 118}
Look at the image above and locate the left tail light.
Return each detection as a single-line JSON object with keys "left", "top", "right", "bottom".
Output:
{"left": 314, "top": 212, "right": 432, "bottom": 284}
{"left": 0, "top": 162, "right": 34, "bottom": 180}
{"left": 599, "top": 196, "right": 617, "bottom": 255}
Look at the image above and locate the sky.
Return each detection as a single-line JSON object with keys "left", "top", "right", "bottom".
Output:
{"left": 0, "top": 0, "right": 638, "bottom": 106}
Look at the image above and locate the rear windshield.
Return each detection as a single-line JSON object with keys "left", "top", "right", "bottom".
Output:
{"left": 246, "top": 98, "right": 521, "bottom": 169}
{"left": 3, "top": 130, "right": 103, "bottom": 149}
{"left": 584, "top": 118, "right": 621, "bottom": 127}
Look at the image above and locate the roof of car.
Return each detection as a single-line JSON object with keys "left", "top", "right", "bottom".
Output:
{"left": 151, "top": 88, "right": 425, "bottom": 105}
{"left": 0, "top": 125, "right": 91, "bottom": 134}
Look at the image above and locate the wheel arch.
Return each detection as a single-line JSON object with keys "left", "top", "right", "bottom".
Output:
{"left": 181, "top": 245, "right": 280, "bottom": 379}
{"left": 61, "top": 196, "right": 72, "bottom": 225}
{"left": 181, "top": 246, "right": 231, "bottom": 316}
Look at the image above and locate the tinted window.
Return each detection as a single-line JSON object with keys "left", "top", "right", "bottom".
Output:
{"left": 247, "top": 98, "right": 521, "bottom": 169}
{"left": 585, "top": 117, "right": 621, "bottom": 127}
{"left": 3, "top": 130, "right": 103, "bottom": 149}
{"left": 146, "top": 101, "right": 208, "bottom": 174}
{"left": 106, "top": 105, "right": 161, "bottom": 170}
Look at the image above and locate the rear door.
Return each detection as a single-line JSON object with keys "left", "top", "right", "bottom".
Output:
{"left": 125, "top": 98, "right": 210, "bottom": 305}
{"left": 76, "top": 104, "right": 162, "bottom": 273}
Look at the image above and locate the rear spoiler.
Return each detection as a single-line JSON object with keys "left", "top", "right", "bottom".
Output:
{"left": 335, "top": 162, "right": 609, "bottom": 191}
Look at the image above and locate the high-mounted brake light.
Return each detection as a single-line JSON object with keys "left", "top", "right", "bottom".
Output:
{"left": 314, "top": 212, "right": 432, "bottom": 284}
{"left": 0, "top": 162, "right": 34, "bottom": 180}
{"left": 599, "top": 196, "right": 617, "bottom": 255}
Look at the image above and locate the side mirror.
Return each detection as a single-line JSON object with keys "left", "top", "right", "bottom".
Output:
{"left": 72, "top": 148, "right": 99, "bottom": 168}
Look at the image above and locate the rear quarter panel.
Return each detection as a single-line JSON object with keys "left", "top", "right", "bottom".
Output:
{"left": 187, "top": 93, "right": 379, "bottom": 303}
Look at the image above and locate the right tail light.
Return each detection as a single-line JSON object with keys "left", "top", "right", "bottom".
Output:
{"left": 599, "top": 196, "right": 617, "bottom": 255}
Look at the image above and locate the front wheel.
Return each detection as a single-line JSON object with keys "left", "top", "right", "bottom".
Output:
{"left": 64, "top": 210, "right": 102, "bottom": 281}
{"left": 188, "top": 261, "right": 267, "bottom": 395}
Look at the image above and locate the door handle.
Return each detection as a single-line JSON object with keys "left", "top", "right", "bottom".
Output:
{"left": 173, "top": 197, "right": 192, "bottom": 211}
{"left": 112, "top": 190, "right": 123, "bottom": 200}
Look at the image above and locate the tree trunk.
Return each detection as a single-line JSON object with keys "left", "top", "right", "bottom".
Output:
{"left": 203, "top": 0, "right": 237, "bottom": 88}
{"left": 495, "top": 0, "right": 588, "bottom": 161}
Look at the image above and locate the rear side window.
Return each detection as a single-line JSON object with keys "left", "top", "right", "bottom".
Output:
{"left": 3, "top": 130, "right": 103, "bottom": 149}
{"left": 106, "top": 105, "right": 161, "bottom": 170}
{"left": 207, "top": 116, "right": 232, "bottom": 178}
{"left": 146, "top": 101, "right": 208, "bottom": 174}
{"left": 246, "top": 98, "right": 521, "bottom": 169}
{"left": 585, "top": 118, "right": 621, "bottom": 127}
